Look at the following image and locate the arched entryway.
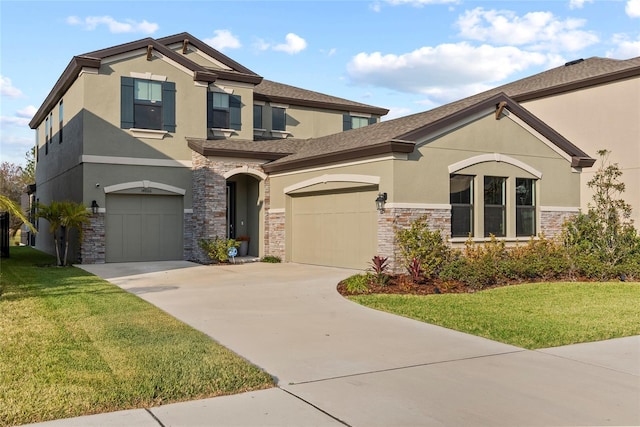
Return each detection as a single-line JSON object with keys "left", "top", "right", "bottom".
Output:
{"left": 224, "top": 168, "right": 265, "bottom": 257}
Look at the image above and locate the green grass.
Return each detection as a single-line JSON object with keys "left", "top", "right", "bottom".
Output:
{"left": 350, "top": 282, "right": 640, "bottom": 349}
{"left": 0, "top": 247, "right": 274, "bottom": 427}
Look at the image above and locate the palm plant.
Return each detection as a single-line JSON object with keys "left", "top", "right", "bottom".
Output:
{"left": 0, "top": 194, "right": 36, "bottom": 233}
{"left": 36, "top": 200, "right": 89, "bottom": 266}
{"left": 59, "top": 201, "right": 90, "bottom": 266}
{"left": 35, "top": 201, "right": 64, "bottom": 266}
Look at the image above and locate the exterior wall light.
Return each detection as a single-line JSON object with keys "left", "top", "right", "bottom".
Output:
{"left": 91, "top": 200, "right": 99, "bottom": 214}
{"left": 375, "top": 192, "right": 387, "bottom": 213}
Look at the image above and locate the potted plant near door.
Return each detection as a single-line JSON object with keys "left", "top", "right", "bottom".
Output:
{"left": 237, "top": 235, "right": 250, "bottom": 256}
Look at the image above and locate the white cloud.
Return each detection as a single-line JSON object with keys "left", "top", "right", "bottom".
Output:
{"left": 0, "top": 134, "right": 32, "bottom": 147}
{"left": 383, "top": 106, "right": 414, "bottom": 121}
{"left": 607, "top": 34, "right": 640, "bottom": 58}
{"left": 204, "top": 30, "right": 241, "bottom": 51}
{"left": 626, "top": 0, "right": 640, "bottom": 17}
{"left": 370, "top": 2, "right": 382, "bottom": 12}
{"left": 347, "top": 42, "right": 548, "bottom": 96}
{"left": 569, "top": 0, "right": 593, "bottom": 9}
{"left": 456, "top": 8, "right": 599, "bottom": 52}
{"left": 16, "top": 106, "right": 37, "bottom": 119}
{"left": 66, "top": 15, "right": 158, "bottom": 34}
{"left": 0, "top": 76, "right": 23, "bottom": 98}
{"left": 273, "top": 33, "right": 307, "bottom": 54}
{"left": 0, "top": 106, "right": 37, "bottom": 128}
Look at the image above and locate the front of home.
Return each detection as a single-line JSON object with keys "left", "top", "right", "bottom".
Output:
{"left": 32, "top": 32, "right": 620, "bottom": 271}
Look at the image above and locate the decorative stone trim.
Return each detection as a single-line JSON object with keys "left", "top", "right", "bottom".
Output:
{"left": 183, "top": 211, "right": 194, "bottom": 260}
{"left": 540, "top": 209, "right": 577, "bottom": 239}
{"left": 80, "top": 214, "right": 105, "bottom": 264}
{"left": 265, "top": 210, "right": 285, "bottom": 259}
{"left": 378, "top": 207, "right": 451, "bottom": 273}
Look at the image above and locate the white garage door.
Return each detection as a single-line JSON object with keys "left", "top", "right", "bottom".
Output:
{"left": 106, "top": 194, "right": 183, "bottom": 262}
{"left": 290, "top": 189, "right": 378, "bottom": 270}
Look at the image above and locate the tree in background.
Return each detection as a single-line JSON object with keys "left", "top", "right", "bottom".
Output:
{"left": 0, "top": 161, "right": 31, "bottom": 235}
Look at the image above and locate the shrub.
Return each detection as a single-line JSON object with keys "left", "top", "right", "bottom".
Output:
{"left": 407, "top": 257, "right": 423, "bottom": 283}
{"left": 396, "top": 216, "right": 450, "bottom": 279}
{"left": 369, "top": 255, "right": 390, "bottom": 286}
{"left": 503, "top": 236, "right": 569, "bottom": 281}
{"left": 261, "top": 255, "right": 282, "bottom": 263}
{"left": 198, "top": 237, "right": 239, "bottom": 263}
{"left": 439, "top": 237, "right": 507, "bottom": 290}
{"left": 342, "top": 274, "right": 371, "bottom": 294}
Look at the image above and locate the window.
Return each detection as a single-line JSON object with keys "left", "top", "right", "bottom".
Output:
{"left": 343, "top": 114, "right": 376, "bottom": 131}
{"left": 272, "top": 107, "right": 286, "bottom": 131}
{"left": 450, "top": 175, "right": 474, "bottom": 237}
{"left": 516, "top": 178, "right": 536, "bottom": 236}
{"left": 58, "top": 100, "right": 63, "bottom": 143}
{"left": 44, "top": 116, "right": 49, "bottom": 155}
{"left": 484, "top": 176, "right": 506, "bottom": 237}
{"left": 121, "top": 77, "right": 176, "bottom": 132}
{"left": 253, "top": 105, "right": 263, "bottom": 129}
{"left": 207, "top": 92, "right": 241, "bottom": 130}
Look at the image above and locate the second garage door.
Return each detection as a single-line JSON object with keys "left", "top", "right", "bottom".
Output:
{"left": 106, "top": 194, "right": 183, "bottom": 262}
{"left": 290, "top": 189, "right": 378, "bottom": 269}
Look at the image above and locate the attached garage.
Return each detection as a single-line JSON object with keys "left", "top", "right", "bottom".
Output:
{"left": 106, "top": 194, "right": 183, "bottom": 262}
{"left": 289, "top": 188, "right": 378, "bottom": 269}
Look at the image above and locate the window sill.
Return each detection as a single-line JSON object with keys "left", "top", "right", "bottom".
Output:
{"left": 129, "top": 128, "right": 168, "bottom": 140}
{"left": 210, "top": 128, "right": 236, "bottom": 138}
{"left": 270, "top": 130, "right": 291, "bottom": 139}
{"left": 450, "top": 236, "right": 538, "bottom": 244}
{"left": 254, "top": 128, "right": 267, "bottom": 138}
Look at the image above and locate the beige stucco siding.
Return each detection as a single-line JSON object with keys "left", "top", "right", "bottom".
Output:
{"left": 280, "top": 105, "right": 348, "bottom": 139}
{"left": 522, "top": 77, "right": 640, "bottom": 224}
{"left": 393, "top": 113, "right": 580, "bottom": 209}
{"left": 268, "top": 159, "right": 394, "bottom": 209}
{"left": 82, "top": 52, "right": 207, "bottom": 160}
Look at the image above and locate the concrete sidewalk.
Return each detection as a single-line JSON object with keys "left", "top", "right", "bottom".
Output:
{"left": 24, "top": 261, "right": 640, "bottom": 426}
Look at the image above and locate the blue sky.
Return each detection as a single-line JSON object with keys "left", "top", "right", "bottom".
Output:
{"left": 1, "top": 0, "right": 639, "bottom": 167}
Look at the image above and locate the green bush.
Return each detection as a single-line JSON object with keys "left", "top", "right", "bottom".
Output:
{"left": 198, "top": 237, "right": 239, "bottom": 263}
{"left": 396, "top": 216, "right": 450, "bottom": 279}
{"left": 261, "top": 255, "right": 282, "bottom": 263}
{"left": 503, "top": 236, "right": 569, "bottom": 281}
{"left": 439, "top": 237, "right": 507, "bottom": 290}
{"left": 342, "top": 274, "right": 372, "bottom": 294}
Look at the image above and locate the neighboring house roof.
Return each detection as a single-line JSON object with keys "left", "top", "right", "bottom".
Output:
{"left": 235, "top": 56, "right": 640, "bottom": 173}
{"left": 30, "top": 32, "right": 388, "bottom": 129}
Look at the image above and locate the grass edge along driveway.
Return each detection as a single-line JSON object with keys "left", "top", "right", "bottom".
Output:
{"left": 350, "top": 281, "right": 640, "bottom": 350}
{"left": 0, "top": 247, "right": 274, "bottom": 427}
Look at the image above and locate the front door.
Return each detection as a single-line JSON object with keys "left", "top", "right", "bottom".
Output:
{"left": 226, "top": 182, "right": 236, "bottom": 239}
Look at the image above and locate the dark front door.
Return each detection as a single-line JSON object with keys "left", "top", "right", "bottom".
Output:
{"left": 226, "top": 182, "right": 236, "bottom": 239}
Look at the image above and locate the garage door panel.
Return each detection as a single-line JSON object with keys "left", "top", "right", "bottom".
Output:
{"left": 106, "top": 194, "right": 183, "bottom": 262}
{"left": 291, "top": 189, "right": 377, "bottom": 270}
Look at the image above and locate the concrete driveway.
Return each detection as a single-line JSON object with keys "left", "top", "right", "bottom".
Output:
{"left": 76, "top": 261, "right": 640, "bottom": 427}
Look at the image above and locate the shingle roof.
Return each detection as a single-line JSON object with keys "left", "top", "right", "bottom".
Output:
{"left": 254, "top": 80, "right": 389, "bottom": 115}
{"left": 29, "top": 32, "right": 388, "bottom": 128}
{"left": 253, "top": 56, "right": 640, "bottom": 172}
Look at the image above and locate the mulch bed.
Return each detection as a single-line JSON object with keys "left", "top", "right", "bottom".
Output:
{"left": 337, "top": 275, "right": 474, "bottom": 296}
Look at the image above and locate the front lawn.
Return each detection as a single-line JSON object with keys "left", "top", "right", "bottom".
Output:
{"left": 0, "top": 247, "right": 274, "bottom": 427}
{"left": 350, "top": 282, "right": 640, "bottom": 349}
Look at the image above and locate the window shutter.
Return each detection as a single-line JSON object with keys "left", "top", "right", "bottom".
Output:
{"left": 369, "top": 117, "right": 377, "bottom": 125}
{"left": 343, "top": 114, "right": 351, "bottom": 131}
{"left": 162, "top": 81, "right": 176, "bottom": 132}
{"left": 230, "top": 95, "right": 241, "bottom": 130}
{"left": 206, "top": 92, "right": 214, "bottom": 129}
{"left": 121, "top": 77, "right": 134, "bottom": 129}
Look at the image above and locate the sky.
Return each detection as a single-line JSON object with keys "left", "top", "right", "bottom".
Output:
{"left": 1, "top": 0, "right": 639, "bottom": 168}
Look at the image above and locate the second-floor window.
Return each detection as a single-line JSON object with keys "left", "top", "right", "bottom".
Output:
{"left": 253, "top": 105, "right": 263, "bottom": 129}
{"left": 207, "top": 92, "right": 241, "bottom": 130}
{"left": 272, "top": 107, "right": 286, "bottom": 131}
{"left": 120, "top": 77, "right": 176, "bottom": 132}
{"left": 343, "top": 114, "right": 376, "bottom": 131}
{"left": 58, "top": 100, "right": 63, "bottom": 143}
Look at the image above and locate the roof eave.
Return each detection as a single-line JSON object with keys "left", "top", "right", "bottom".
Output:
{"left": 262, "top": 140, "right": 414, "bottom": 173}
{"left": 187, "top": 139, "right": 291, "bottom": 161}
{"left": 254, "top": 93, "right": 389, "bottom": 116}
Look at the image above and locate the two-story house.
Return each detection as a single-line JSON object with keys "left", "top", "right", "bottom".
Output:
{"left": 34, "top": 32, "right": 640, "bottom": 271}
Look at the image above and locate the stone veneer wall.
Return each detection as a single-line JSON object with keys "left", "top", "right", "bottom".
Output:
{"left": 378, "top": 207, "right": 451, "bottom": 273}
{"left": 80, "top": 213, "right": 105, "bottom": 263}
{"left": 265, "top": 210, "right": 285, "bottom": 259}
{"left": 540, "top": 209, "right": 577, "bottom": 239}
{"left": 191, "top": 151, "right": 268, "bottom": 263}
{"left": 183, "top": 211, "right": 194, "bottom": 260}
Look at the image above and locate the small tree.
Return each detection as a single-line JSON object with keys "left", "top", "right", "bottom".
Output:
{"left": 36, "top": 200, "right": 89, "bottom": 266}
{"left": 395, "top": 216, "right": 450, "bottom": 279}
{"left": 563, "top": 150, "right": 639, "bottom": 277}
